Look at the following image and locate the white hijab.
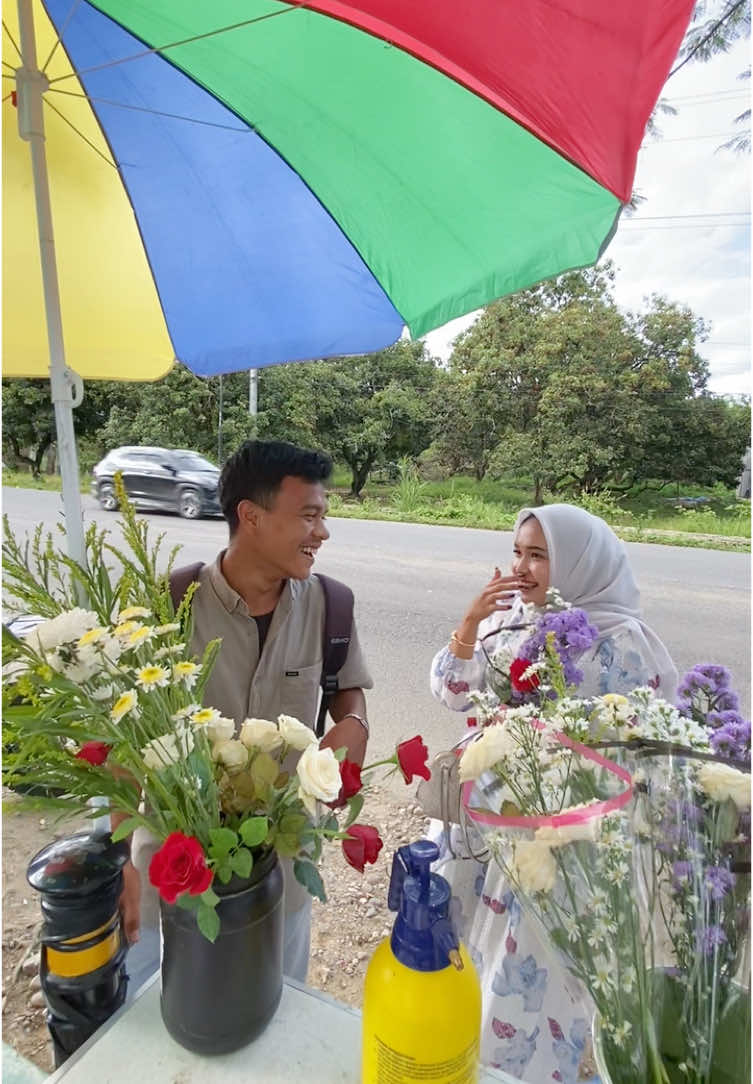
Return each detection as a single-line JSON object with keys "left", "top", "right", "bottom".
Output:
{"left": 513, "top": 503, "right": 678, "bottom": 698}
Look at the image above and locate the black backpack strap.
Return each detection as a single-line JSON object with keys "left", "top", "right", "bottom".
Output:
{"left": 314, "top": 573, "right": 354, "bottom": 738}
{"left": 169, "top": 562, "right": 205, "bottom": 612}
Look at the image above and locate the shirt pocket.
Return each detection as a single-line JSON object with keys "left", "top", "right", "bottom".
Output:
{"left": 278, "top": 662, "right": 321, "bottom": 727}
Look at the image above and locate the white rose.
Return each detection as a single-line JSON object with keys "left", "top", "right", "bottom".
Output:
{"left": 141, "top": 727, "right": 193, "bottom": 771}
{"left": 296, "top": 744, "right": 342, "bottom": 815}
{"left": 204, "top": 715, "right": 235, "bottom": 745}
{"left": 212, "top": 739, "right": 249, "bottom": 773}
{"left": 458, "top": 724, "right": 514, "bottom": 783}
{"left": 697, "top": 762, "right": 751, "bottom": 811}
{"left": 511, "top": 841, "right": 557, "bottom": 893}
{"left": 278, "top": 714, "right": 317, "bottom": 751}
{"left": 239, "top": 718, "right": 284, "bottom": 754}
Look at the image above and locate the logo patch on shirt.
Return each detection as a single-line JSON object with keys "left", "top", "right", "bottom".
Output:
{"left": 285, "top": 670, "right": 299, "bottom": 677}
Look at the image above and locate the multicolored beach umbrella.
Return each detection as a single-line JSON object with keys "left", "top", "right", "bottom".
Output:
{"left": 4, "top": 0, "right": 696, "bottom": 382}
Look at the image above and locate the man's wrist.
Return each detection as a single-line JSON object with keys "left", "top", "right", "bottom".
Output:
{"left": 337, "top": 712, "right": 369, "bottom": 739}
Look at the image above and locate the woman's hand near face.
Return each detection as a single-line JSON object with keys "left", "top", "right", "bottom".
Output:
{"left": 464, "top": 567, "right": 522, "bottom": 624}
{"left": 449, "top": 568, "right": 522, "bottom": 658}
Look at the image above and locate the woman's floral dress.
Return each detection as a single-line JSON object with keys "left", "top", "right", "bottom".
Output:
{"left": 429, "top": 617, "right": 669, "bottom": 1083}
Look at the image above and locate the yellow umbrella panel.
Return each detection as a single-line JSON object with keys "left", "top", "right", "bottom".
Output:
{"left": 2, "top": 1, "right": 174, "bottom": 381}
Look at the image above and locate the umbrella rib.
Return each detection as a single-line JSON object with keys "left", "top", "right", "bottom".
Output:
{"left": 47, "top": 2, "right": 306, "bottom": 86}
{"left": 41, "top": 0, "right": 84, "bottom": 75}
{"left": 44, "top": 96, "right": 118, "bottom": 168}
{"left": 2, "top": 20, "right": 23, "bottom": 62}
{"left": 48, "top": 87, "right": 254, "bottom": 133}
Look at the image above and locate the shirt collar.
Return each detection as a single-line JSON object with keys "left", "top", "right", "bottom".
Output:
{"left": 206, "top": 551, "right": 295, "bottom": 619}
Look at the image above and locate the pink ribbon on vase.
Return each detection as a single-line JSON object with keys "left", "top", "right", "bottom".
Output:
{"left": 461, "top": 720, "right": 633, "bottom": 829}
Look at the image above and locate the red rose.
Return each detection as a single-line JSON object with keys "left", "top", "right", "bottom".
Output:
{"left": 509, "top": 657, "right": 539, "bottom": 693}
{"left": 148, "top": 832, "right": 213, "bottom": 904}
{"left": 75, "top": 741, "right": 111, "bottom": 766}
{"left": 396, "top": 736, "right": 431, "bottom": 783}
{"left": 342, "top": 824, "right": 383, "bottom": 873}
{"left": 328, "top": 759, "right": 363, "bottom": 809}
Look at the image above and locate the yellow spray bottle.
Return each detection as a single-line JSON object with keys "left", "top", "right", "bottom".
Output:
{"left": 361, "top": 839, "right": 481, "bottom": 1084}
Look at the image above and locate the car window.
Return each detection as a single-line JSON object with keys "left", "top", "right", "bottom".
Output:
{"left": 172, "top": 453, "right": 217, "bottom": 471}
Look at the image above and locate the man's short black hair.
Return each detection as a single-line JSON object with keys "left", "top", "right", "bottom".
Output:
{"left": 219, "top": 439, "right": 332, "bottom": 533}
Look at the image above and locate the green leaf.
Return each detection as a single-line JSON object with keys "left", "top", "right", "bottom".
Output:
{"left": 279, "top": 812, "right": 307, "bottom": 837}
{"left": 231, "top": 848, "right": 253, "bottom": 879}
{"left": 175, "top": 893, "right": 201, "bottom": 912}
{"left": 197, "top": 902, "right": 221, "bottom": 943}
{"left": 293, "top": 859, "right": 326, "bottom": 903}
{"left": 200, "top": 886, "right": 220, "bottom": 908}
{"left": 273, "top": 832, "right": 300, "bottom": 858}
{"left": 110, "top": 816, "right": 143, "bottom": 842}
{"left": 332, "top": 746, "right": 347, "bottom": 762}
{"left": 343, "top": 793, "right": 364, "bottom": 829}
{"left": 250, "top": 752, "right": 279, "bottom": 788}
{"left": 215, "top": 860, "right": 233, "bottom": 884}
{"left": 239, "top": 816, "right": 268, "bottom": 848}
{"left": 208, "top": 827, "right": 238, "bottom": 857}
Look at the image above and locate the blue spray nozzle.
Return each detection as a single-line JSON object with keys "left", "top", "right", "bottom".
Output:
{"left": 387, "top": 840, "right": 438, "bottom": 912}
{"left": 387, "top": 839, "right": 461, "bottom": 971}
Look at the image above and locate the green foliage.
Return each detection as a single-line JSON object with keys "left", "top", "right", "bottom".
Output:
{"left": 293, "top": 858, "right": 326, "bottom": 903}
{"left": 391, "top": 457, "right": 426, "bottom": 515}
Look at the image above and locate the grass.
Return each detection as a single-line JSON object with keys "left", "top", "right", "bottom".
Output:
{"left": 3, "top": 466, "right": 749, "bottom": 551}
{"left": 329, "top": 468, "right": 749, "bottom": 551}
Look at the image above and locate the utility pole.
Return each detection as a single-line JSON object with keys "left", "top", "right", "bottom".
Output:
{"left": 249, "top": 369, "right": 258, "bottom": 416}
{"left": 217, "top": 374, "right": 224, "bottom": 464}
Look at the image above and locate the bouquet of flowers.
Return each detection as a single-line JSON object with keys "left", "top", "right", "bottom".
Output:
{"left": 2, "top": 493, "right": 430, "bottom": 941}
{"left": 474, "top": 588, "right": 599, "bottom": 712}
{"left": 458, "top": 629, "right": 750, "bottom": 1084}
{"left": 630, "top": 663, "right": 751, "bottom": 1084}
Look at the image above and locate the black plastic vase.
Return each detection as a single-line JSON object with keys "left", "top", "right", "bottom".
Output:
{"left": 160, "top": 848, "right": 284, "bottom": 1055}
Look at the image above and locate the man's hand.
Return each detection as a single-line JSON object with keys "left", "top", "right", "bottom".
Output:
{"left": 320, "top": 715, "right": 367, "bottom": 766}
{"left": 119, "top": 860, "right": 142, "bottom": 944}
{"left": 320, "top": 688, "right": 368, "bottom": 765}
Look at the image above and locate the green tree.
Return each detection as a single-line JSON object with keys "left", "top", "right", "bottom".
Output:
{"left": 255, "top": 342, "right": 438, "bottom": 495}
{"left": 97, "top": 365, "right": 221, "bottom": 458}
{"left": 1, "top": 378, "right": 118, "bottom": 475}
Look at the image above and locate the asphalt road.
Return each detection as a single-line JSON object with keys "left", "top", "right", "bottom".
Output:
{"left": 2, "top": 488, "right": 750, "bottom": 757}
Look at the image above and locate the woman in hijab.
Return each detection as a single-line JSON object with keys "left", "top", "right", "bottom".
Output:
{"left": 428, "top": 504, "right": 677, "bottom": 1083}
{"left": 432, "top": 503, "right": 677, "bottom": 712}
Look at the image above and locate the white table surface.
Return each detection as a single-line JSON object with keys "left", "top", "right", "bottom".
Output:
{"left": 47, "top": 973, "right": 518, "bottom": 1084}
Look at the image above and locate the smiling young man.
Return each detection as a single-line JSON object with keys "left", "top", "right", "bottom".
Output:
{"left": 121, "top": 440, "right": 372, "bottom": 985}
{"left": 192, "top": 439, "right": 372, "bottom": 749}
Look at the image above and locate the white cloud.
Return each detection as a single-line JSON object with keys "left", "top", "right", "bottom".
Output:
{"left": 424, "top": 41, "right": 751, "bottom": 397}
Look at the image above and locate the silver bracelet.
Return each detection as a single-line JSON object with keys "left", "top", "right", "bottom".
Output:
{"left": 338, "top": 712, "right": 369, "bottom": 738}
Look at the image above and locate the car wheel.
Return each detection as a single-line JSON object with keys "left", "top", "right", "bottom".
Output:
{"left": 99, "top": 484, "right": 118, "bottom": 511}
{"left": 179, "top": 490, "right": 202, "bottom": 519}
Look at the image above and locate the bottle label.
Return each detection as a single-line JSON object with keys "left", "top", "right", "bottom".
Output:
{"left": 370, "top": 1034, "right": 479, "bottom": 1083}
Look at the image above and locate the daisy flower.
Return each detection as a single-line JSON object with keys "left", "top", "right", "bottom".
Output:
{"left": 118, "top": 606, "right": 151, "bottom": 621}
{"left": 173, "top": 661, "right": 200, "bottom": 689}
{"left": 135, "top": 665, "right": 170, "bottom": 690}
{"left": 111, "top": 689, "right": 138, "bottom": 722}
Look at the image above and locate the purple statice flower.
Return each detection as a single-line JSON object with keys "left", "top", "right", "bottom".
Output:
{"left": 677, "top": 664, "right": 736, "bottom": 716}
{"left": 705, "top": 866, "right": 736, "bottom": 901}
{"left": 698, "top": 925, "right": 727, "bottom": 956}
{"left": 520, "top": 608, "right": 599, "bottom": 691}
{"left": 710, "top": 717, "right": 751, "bottom": 764}
{"left": 707, "top": 709, "right": 746, "bottom": 731}
{"left": 671, "top": 861, "right": 693, "bottom": 890}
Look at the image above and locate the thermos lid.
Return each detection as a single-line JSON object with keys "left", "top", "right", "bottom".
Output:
{"left": 27, "top": 831, "right": 130, "bottom": 896}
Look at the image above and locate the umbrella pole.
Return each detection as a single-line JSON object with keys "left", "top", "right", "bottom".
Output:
{"left": 16, "top": 0, "right": 87, "bottom": 581}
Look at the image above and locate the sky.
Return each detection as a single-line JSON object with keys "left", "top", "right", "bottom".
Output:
{"left": 424, "top": 39, "right": 751, "bottom": 398}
